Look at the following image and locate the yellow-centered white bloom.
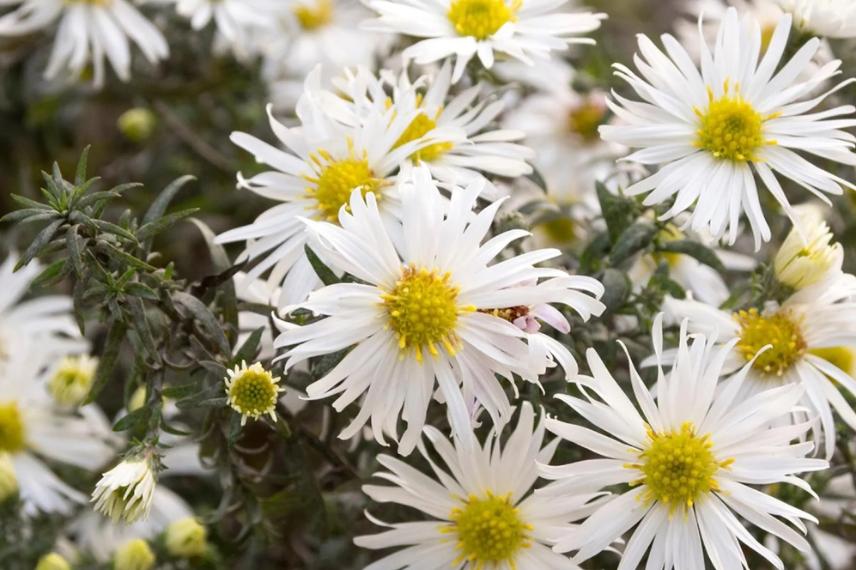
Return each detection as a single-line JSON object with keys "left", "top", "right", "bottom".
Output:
{"left": 540, "top": 317, "right": 827, "bottom": 569}
{"left": 165, "top": 517, "right": 208, "bottom": 558}
{"left": 776, "top": 0, "right": 856, "bottom": 38}
{"left": 224, "top": 361, "right": 284, "bottom": 425}
{"left": 0, "top": 342, "right": 115, "bottom": 515}
{"left": 774, "top": 204, "right": 843, "bottom": 289}
{"left": 356, "top": 402, "right": 600, "bottom": 569}
{"left": 274, "top": 167, "right": 604, "bottom": 454}
{"left": 92, "top": 457, "right": 157, "bottom": 523}
{"left": 48, "top": 354, "right": 98, "bottom": 407}
{"left": 113, "top": 538, "right": 155, "bottom": 570}
{"left": 600, "top": 8, "right": 856, "bottom": 248}
{"left": 363, "top": 0, "right": 606, "bottom": 82}
{"left": 0, "top": 0, "right": 168, "bottom": 87}
{"left": 216, "top": 67, "right": 459, "bottom": 308}
{"left": 666, "top": 268, "right": 856, "bottom": 458}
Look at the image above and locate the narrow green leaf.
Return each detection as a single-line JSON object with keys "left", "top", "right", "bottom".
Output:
{"left": 9, "top": 194, "right": 51, "bottom": 210}
{"left": 95, "top": 241, "right": 156, "bottom": 272}
{"left": 597, "top": 182, "right": 637, "bottom": 244}
{"left": 172, "top": 292, "right": 231, "bottom": 356}
{"left": 91, "top": 219, "right": 138, "bottom": 242}
{"left": 75, "top": 146, "right": 91, "bottom": 186}
{"left": 304, "top": 245, "right": 339, "bottom": 286}
{"left": 15, "top": 219, "right": 63, "bottom": 270}
{"left": 0, "top": 208, "right": 56, "bottom": 224}
{"left": 143, "top": 175, "right": 196, "bottom": 225}
{"left": 609, "top": 223, "right": 656, "bottom": 266}
{"left": 601, "top": 268, "right": 631, "bottom": 314}
{"left": 136, "top": 208, "right": 199, "bottom": 241}
{"left": 658, "top": 239, "right": 725, "bottom": 273}
{"left": 112, "top": 407, "right": 151, "bottom": 433}
{"left": 31, "top": 259, "right": 67, "bottom": 287}
{"left": 233, "top": 327, "right": 264, "bottom": 365}
{"left": 84, "top": 319, "right": 127, "bottom": 404}
{"left": 124, "top": 282, "right": 160, "bottom": 301}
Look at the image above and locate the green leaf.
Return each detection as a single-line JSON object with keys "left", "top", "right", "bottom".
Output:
{"left": 31, "top": 259, "right": 67, "bottom": 287}
{"left": 75, "top": 145, "right": 91, "bottom": 186}
{"left": 163, "top": 382, "right": 199, "bottom": 400}
{"left": 597, "top": 182, "right": 637, "bottom": 243}
{"left": 9, "top": 194, "right": 51, "bottom": 210}
{"left": 658, "top": 239, "right": 725, "bottom": 273}
{"left": 172, "top": 292, "right": 231, "bottom": 356}
{"left": 143, "top": 175, "right": 196, "bottom": 225}
{"left": 95, "top": 241, "right": 156, "bottom": 272}
{"left": 609, "top": 222, "right": 656, "bottom": 266}
{"left": 600, "top": 268, "right": 631, "bottom": 314}
{"left": 233, "top": 327, "right": 265, "bottom": 365}
{"left": 0, "top": 208, "right": 57, "bottom": 224}
{"left": 66, "top": 226, "right": 84, "bottom": 278}
{"left": 189, "top": 218, "right": 231, "bottom": 272}
{"left": 15, "top": 219, "right": 63, "bottom": 270}
{"left": 123, "top": 282, "right": 160, "bottom": 301}
{"left": 112, "top": 407, "right": 151, "bottom": 433}
{"left": 91, "top": 219, "right": 138, "bottom": 242}
{"left": 579, "top": 231, "right": 610, "bottom": 273}
{"left": 304, "top": 245, "right": 339, "bottom": 286}
{"left": 136, "top": 208, "right": 200, "bottom": 242}
{"left": 85, "top": 319, "right": 127, "bottom": 404}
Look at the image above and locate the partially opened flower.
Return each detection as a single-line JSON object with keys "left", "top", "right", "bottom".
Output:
{"left": 355, "top": 402, "right": 601, "bottom": 569}
{"left": 48, "top": 354, "right": 98, "bottom": 408}
{"left": 274, "top": 167, "right": 604, "bottom": 454}
{"left": 92, "top": 455, "right": 157, "bottom": 523}
{"left": 776, "top": 0, "right": 856, "bottom": 38}
{"left": 540, "top": 317, "right": 828, "bottom": 569}
{"left": 600, "top": 8, "right": 856, "bottom": 247}
{"left": 774, "top": 204, "right": 843, "bottom": 290}
{"left": 363, "top": 0, "right": 606, "bottom": 82}
{"left": 0, "top": 0, "right": 168, "bottom": 87}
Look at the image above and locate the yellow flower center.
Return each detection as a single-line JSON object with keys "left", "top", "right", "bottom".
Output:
{"left": 447, "top": 0, "right": 517, "bottom": 40}
{"left": 0, "top": 402, "right": 25, "bottom": 454}
{"left": 381, "top": 267, "right": 470, "bottom": 362}
{"left": 393, "top": 113, "right": 453, "bottom": 162}
{"left": 226, "top": 364, "right": 280, "bottom": 421}
{"left": 630, "top": 422, "right": 729, "bottom": 513}
{"left": 568, "top": 101, "right": 605, "bottom": 142}
{"left": 447, "top": 492, "right": 531, "bottom": 566}
{"left": 735, "top": 308, "right": 806, "bottom": 376}
{"left": 695, "top": 86, "right": 772, "bottom": 162}
{"left": 810, "top": 346, "right": 856, "bottom": 376}
{"left": 293, "top": 0, "right": 332, "bottom": 30}
{"left": 305, "top": 146, "right": 384, "bottom": 222}
{"left": 538, "top": 216, "right": 577, "bottom": 244}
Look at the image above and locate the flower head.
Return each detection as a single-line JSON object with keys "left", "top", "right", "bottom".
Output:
{"left": 224, "top": 361, "right": 284, "bottom": 425}
{"left": 92, "top": 456, "right": 157, "bottom": 523}
{"left": 48, "top": 354, "right": 98, "bottom": 407}
{"left": 774, "top": 205, "right": 843, "bottom": 289}
{"left": 600, "top": 8, "right": 856, "bottom": 248}
{"left": 35, "top": 553, "right": 71, "bottom": 570}
{"left": 540, "top": 316, "right": 828, "bottom": 567}
{"left": 113, "top": 538, "right": 155, "bottom": 570}
{"left": 165, "top": 517, "right": 208, "bottom": 558}
{"left": 776, "top": 0, "right": 856, "bottom": 38}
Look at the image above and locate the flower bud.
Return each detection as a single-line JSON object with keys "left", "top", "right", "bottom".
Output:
{"left": 165, "top": 517, "right": 207, "bottom": 558}
{"left": 774, "top": 206, "right": 841, "bottom": 289}
{"left": 113, "top": 539, "right": 155, "bottom": 570}
{"left": 91, "top": 457, "right": 156, "bottom": 523}
{"left": 35, "top": 553, "right": 71, "bottom": 570}
{"left": 118, "top": 108, "right": 157, "bottom": 143}
{"left": 48, "top": 355, "right": 98, "bottom": 407}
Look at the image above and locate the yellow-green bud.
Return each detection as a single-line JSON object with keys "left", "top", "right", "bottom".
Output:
{"left": 0, "top": 454, "right": 18, "bottom": 502}
{"left": 165, "top": 517, "right": 207, "bottom": 558}
{"left": 118, "top": 108, "right": 157, "bottom": 143}
{"left": 49, "top": 355, "right": 98, "bottom": 407}
{"left": 35, "top": 553, "right": 71, "bottom": 570}
{"left": 128, "top": 386, "right": 147, "bottom": 413}
{"left": 113, "top": 539, "right": 155, "bottom": 570}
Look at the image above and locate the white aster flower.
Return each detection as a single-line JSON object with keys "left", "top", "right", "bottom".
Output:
{"left": 773, "top": 203, "right": 843, "bottom": 290}
{"left": 0, "top": 254, "right": 86, "bottom": 371}
{"left": 355, "top": 402, "right": 602, "bottom": 569}
{"left": 92, "top": 455, "right": 157, "bottom": 523}
{"left": 274, "top": 167, "right": 604, "bottom": 454}
{"left": 0, "top": 0, "right": 168, "bottom": 87}
{"left": 666, "top": 267, "right": 856, "bottom": 458}
{"left": 216, "top": 67, "right": 457, "bottom": 308}
{"left": 776, "top": 0, "right": 856, "bottom": 38}
{"left": 539, "top": 316, "right": 828, "bottom": 569}
{"left": 330, "top": 63, "right": 534, "bottom": 194}
{"left": 600, "top": 8, "right": 856, "bottom": 248}
{"left": 363, "top": 0, "right": 606, "bottom": 82}
{"left": 168, "top": 0, "right": 284, "bottom": 47}
{"left": 0, "top": 343, "right": 115, "bottom": 515}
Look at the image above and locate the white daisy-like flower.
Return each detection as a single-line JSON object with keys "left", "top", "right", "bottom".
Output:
{"left": 0, "top": 342, "right": 115, "bottom": 515}
{"left": 167, "top": 0, "right": 284, "bottom": 47}
{"left": 355, "top": 402, "right": 603, "bottom": 569}
{"left": 329, "top": 63, "right": 534, "bottom": 194}
{"left": 216, "top": 67, "right": 458, "bottom": 308}
{"left": 600, "top": 8, "right": 856, "bottom": 248}
{"left": 665, "top": 267, "right": 856, "bottom": 458}
{"left": 0, "top": 0, "right": 168, "bottom": 87}
{"left": 91, "top": 455, "right": 157, "bottom": 523}
{"left": 363, "top": 0, "right": 606, "bottom": 82}
{"left": 776, "top": 0, "right": 856, "bottom": 38}
{"left": 274, "top": 167, "right": 604, "bottom": 454}
{"left": 773, "top": 203, "right": 843, "bottom": 290}
{"left": 0, "top": 254, "right": 86, "bottom": 371}
{"left": 224, "top": 361, "right": 284, "bottom": 425}
{"left": 539, "top": 316, "right": 828, "bottom": 568}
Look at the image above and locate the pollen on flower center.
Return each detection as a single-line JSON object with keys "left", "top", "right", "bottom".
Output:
{"left": 393, "top": 113, "right": 453, "bottom": 162}
{"left": 447, "top": 492, "right": 532, "bottom": 565}
{"left": 447, "top": 0, "right": 516, "bottom": 40}
{"left": 0, "top": 402, "right": 25, "bottom": 453}
{"left": 381, "top": 267, "right": 469, "bottom": 362}
{"left": 225, "top": 362, "right": 283, "bottom": 425}
{"left": 568, "top": 101, "right": 606, "bottom": 142}
{"left": 631, "top": 422, "right": 728, "bottom": 513}
{"left": 695, "top": 88, "right": 769, "bottom": 162}
{"left": 735, "top": 308, "right": 806, "bottom": 376}
{"left": 305, "top": 145, "right": 384, "bottom": 222}
{"left": 293, "top": 0, "right": 332, "bottom": 30}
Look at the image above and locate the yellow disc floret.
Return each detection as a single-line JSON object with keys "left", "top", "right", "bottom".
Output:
{"left": 0, "top": 402, "right": 25, "bottom": 454}
{"left": 293, "top": 0, "right": 332, "bottom": 30}
{"left": 568, "top": 101, "right": 606, "bottom": 142}
{"left": 695, "top": 84, "right": 772, "bottom": 162}
{"left": 393, "top": 113, "right": 453, "bottom": 162}
{"left": 735, "top": 308, "right": 806, "bottom": 376}
{"left": 305, "top": 142, "right": 384, "bottom": 222}
{"left": 447, "top": 0, "right": 517, "bottom": 40}
{"left": 382, "top": 267, "right": 470, "bottom": 362}
{"left": 630, "top": 422, "right": 728, "bottom": 513}
{"left": 225, "top": 362, "right": 284, "bottom": 425}
{"left": 447, "top": 492, "right": 532, "bottom": 567}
